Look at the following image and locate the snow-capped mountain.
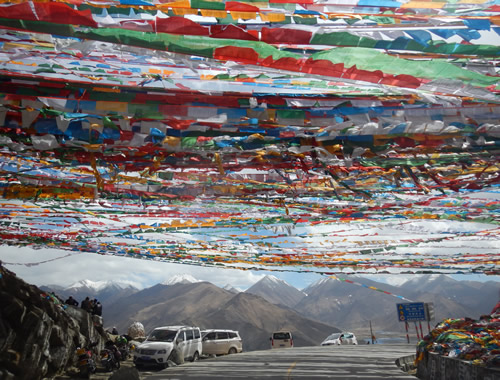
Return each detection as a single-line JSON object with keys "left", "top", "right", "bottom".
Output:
{"left": 161, "top": 273, "right": 200, "bottom": 286}
{"left": 223, "top": 284, "right": 240, "bottom": 293}
{"left": 41, "top": 279, "right": 139, "bottom": 307}
{"left": 245, "top": 275, "right": 306, "bottom": 307}
{"left": 67, "top": 279, "right": 136, "bottom": 292}
{"left": 399, "top": 274, "right": 456, "bottom": 292}
{"left": 301, "top": 276, "right": 335, "bottom": 294}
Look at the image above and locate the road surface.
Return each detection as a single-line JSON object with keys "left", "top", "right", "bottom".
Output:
{"left": 143, "top": 344, "right": 417, "bottom": 379}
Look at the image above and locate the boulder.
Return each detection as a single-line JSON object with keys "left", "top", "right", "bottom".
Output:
{"left": 127, "top": 321, "right": 146, "bottom": 340}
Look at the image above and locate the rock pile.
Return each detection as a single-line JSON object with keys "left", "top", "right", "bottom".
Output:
{"left": 127, "top": 322, "right": 145, "bottom": 341}
{"left": 0, "top": 264, "right": 108, "bottom": 379}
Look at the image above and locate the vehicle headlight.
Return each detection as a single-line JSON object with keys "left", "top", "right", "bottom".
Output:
{"left": 157, "top": 349, "right": 167, "bottom": 354}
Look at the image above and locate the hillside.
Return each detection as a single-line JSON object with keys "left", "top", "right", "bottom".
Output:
{"left": 296, "top": 276, "right": 496, "bottom": 337}
{"left": 104, "top": 281, "right": 234, "bottom": 333}
{"left": 400, "top": 275, "right": 498, "bottom": 315}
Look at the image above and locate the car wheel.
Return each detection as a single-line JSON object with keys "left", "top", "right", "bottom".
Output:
{"left": 228, "top": 348, "right": 237, "bottom": 355}
{"left": 168, "top": 350, "right": 181, "bottom": 365}
{"left": 167, "top": 352, "right": 175, "bottom": 363}
{"left": 191, "top": 351, "right": 199, "bottom": 362}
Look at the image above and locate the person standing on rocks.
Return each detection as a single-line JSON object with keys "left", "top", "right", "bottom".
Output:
{"left": 92, "top": 300, "right": 102, "bottom": 316}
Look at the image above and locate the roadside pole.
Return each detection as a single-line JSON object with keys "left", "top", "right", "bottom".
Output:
{"left": 414, "top": 322, "right": 420, "bottom": 341}
{"left": 370, "top": 320, "right": 375, "bottom": 344}
{"left": 405, "top": 321, "right": 410, "bottom": 343}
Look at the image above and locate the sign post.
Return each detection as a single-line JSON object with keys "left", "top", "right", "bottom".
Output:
{"left": 397, "top": 302, "right": 427, "bottom": 342}
{"left": 397, "top": 302, "right": 426, "bottom": 322}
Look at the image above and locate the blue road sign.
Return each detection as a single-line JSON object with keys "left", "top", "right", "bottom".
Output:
{"left": 396, "top": 302, "right": 426, "bottom": 322}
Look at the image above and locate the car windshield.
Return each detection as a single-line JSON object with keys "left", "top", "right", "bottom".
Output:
{"left": 147, "top": 329, "right": 177, "bottom": 342}
{"left": 325, "top": 333, "right": 341, "bottom": 341}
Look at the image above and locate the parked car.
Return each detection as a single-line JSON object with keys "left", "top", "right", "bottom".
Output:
{"left": 321, "top": 332, "right": 358, "bottom": 346}
{"left": 133, "top": 325, "right": 202, "bottom": 368}
{"left": 270, "top": 331, "right": 293, "bottom": 349}
{"left": 201, "top": 329, "right": 243, "bottom": 355}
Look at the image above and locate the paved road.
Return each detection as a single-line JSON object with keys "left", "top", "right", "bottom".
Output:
{"left": 144, "top": 344, "right": 417, "bottom": 379}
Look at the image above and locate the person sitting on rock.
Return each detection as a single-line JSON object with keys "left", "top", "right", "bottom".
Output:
{"left": 81, "top": 297, "right": 92, "bottom": 312}
{"left": 64, "top": 296, "right": 78, "bottom": 307}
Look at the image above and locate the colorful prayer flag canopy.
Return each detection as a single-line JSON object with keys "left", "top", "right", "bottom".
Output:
{"left": 0, "top": 0, "right": 498, "bottom": 275}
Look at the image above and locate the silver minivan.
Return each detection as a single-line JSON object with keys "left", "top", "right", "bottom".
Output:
{"left": 201, "top": 329, "right": 243, "bottom": 355}
{"left": 270, "top": 331, "right": 293, "bottom": 349}
{"left": 134, "top": 325, "right": 202, "bottom": 368}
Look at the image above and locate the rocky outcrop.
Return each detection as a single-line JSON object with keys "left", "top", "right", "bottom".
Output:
{"left": 0, "top": 264, "right": 108, "bottom": 380}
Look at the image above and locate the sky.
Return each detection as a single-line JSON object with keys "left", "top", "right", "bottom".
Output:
{"left": 1, "top": 245, "right": 497, "bottom": 292}
{"left": 2, "top": 191, "right": 499, "bottom": 292}
{"left": 0, "top": 245, "right": 319, "bottom": 290}
{"left": 0, "top": 4, "right": 499, "bottom": 304}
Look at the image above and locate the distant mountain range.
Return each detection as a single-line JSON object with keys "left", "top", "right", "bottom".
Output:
{"left": 295, "top": 276, "right": 472, "bottom": 335}
{"left": 42, "top": 274, "right": 499, "bottom": 351}
{"left": 41, "top": 279, "right": 139, "bottom": 306}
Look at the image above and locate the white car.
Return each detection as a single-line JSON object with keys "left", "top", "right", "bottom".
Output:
{"left": 134, "top": 326, "right": 202, "bottom": 368}
{"left": 321, "top": 332, "right": 358, "bottom": 346}
{"left": 201, "top": 329, "right": 243, "bottom": 355}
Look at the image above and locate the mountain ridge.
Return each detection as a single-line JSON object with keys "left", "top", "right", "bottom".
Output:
{"left": 161, "top": 273, "right": 200, "bottom": 285}
{"left": 245, "top": 275, "right": 306, "bottom": 307}
{"left": 40, "top": 279, "right": 139, "bottom": 307}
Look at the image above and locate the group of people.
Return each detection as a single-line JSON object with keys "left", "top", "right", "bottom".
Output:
{"left": 65, "top": 295, "right": 102, "bottom": 316}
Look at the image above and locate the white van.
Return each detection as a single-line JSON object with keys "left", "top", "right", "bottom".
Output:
{"left": 270, "top": 331, "right": 293, "bottom": 349}
{"left": 134, "top": 325, "right": 202, "bottom": 368}
{"left": 201, "top": 329, "right": 243, "bottom": 355}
